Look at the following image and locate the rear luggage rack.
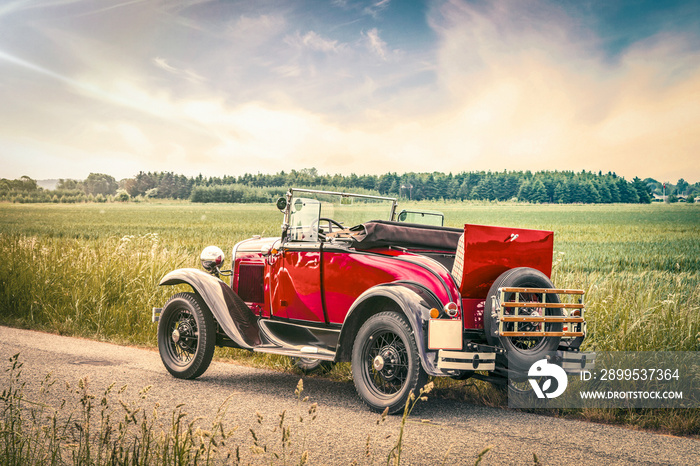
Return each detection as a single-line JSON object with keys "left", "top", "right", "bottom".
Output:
{"left": 495, "top": 287, "right": 586, "bottom": 338}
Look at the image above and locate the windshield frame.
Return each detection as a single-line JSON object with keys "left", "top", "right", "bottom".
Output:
{"left": 280, "top": 188, "right": 399, "bottom": 241}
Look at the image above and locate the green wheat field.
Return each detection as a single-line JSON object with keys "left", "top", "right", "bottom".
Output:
{"left": 1, "top": 201, "right": 699, "bottom": 438}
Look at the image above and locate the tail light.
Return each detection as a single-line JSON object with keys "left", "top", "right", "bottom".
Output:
{"left": 443, "top": 302, "right": 459, "bottom": 318}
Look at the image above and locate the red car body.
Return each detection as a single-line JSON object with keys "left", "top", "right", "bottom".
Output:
{"left": 232, "top": 222, "right": 554, "bottom": 327}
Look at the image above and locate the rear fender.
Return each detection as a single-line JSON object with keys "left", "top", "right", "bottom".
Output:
{"left": 337, "top": 282, "right": 446, "bottom": 376}
{"left": 159, "top": 268, "right": 261, "bottom": 349}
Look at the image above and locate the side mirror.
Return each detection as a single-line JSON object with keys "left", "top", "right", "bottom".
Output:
{"left": 200, "top": 246, "right": 225, "bottom": 273}
{"left": 276, "top": 197, "right": 288, "bottom": 211}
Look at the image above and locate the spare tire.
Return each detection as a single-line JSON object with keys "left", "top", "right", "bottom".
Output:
{"left": 484, "top": 267, "right": 562, "bottom": 373}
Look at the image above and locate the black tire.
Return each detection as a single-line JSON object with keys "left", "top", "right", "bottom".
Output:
{"left": 484, "top": 268, "right": 563, "bottom": 373}
{"left": 292, "top": 357, "right": 335, "bottom": 374}
{"left": 351, "top": 312, "right": 428, "bottom": 414}
{"left": 158, "top": 292, "right": 216, "bottom": 379}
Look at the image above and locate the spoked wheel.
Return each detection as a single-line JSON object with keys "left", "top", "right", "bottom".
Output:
{"left": 485, "top": 267, "right": 563, "bottom": 373}
{"left": 351, "top": 312, "right": 427, "bottom": 414}
{"left": 158, "top": 292, "right": 216, "bottom": 379}
{"left": 503, "top": 291, "right": 549, "bottom": 351}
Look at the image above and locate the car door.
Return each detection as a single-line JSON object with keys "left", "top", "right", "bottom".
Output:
{"left": 272, "top": 198, "right": 325, "bottom": 323}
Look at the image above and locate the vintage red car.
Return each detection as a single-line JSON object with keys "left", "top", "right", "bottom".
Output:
{"left": 153, "top": 188, "right": 587, "bottom": 413}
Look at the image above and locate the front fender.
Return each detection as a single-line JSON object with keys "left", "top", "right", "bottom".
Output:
{"left": 159, "top": 268, "right": 261, "bottom": 349}
{"left": 337, "top": 282, "right": 446, "bottom": 376}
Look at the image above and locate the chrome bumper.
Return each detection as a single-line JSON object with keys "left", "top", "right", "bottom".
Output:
{"left": 437, "top": 350, "right": 496, "bottom": 371}
{"left": 558, "top": 350, "right": 596, "bottom": 373}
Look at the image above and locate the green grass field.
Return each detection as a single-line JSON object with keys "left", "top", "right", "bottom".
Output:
{"left": 1, "top": 200, "right": 699, "bottom": 435}
{"left": 1, "top": 201, "right": 697, "bottom": 349}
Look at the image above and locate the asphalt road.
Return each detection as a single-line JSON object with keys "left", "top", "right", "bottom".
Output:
{"left": 1, "top": 325, "right": 697, "bottom": 465}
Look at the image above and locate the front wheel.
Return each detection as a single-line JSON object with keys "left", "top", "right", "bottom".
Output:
{"left": 351, "top": 312, "right": 428, "bottom": 414}
{"left": 158, "top": 292, "right": 216, "bottom": 379}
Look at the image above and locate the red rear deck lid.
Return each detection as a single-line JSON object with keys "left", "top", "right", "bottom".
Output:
{"left": 453, "top": 224, "right": 554, "bottom": 299}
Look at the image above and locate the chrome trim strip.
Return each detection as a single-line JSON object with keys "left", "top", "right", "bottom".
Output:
{"left": 282, "top": 242, "right": 322, "bottom": 251}
{"left": 289, "top": 187, "right": 397, "bottom": 203}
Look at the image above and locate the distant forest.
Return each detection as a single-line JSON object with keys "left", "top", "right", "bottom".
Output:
{"left": 2, "top": 169, "right": 699, "bottom": 204}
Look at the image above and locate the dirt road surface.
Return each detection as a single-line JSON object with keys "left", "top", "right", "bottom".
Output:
{"left": 1, "top": 326, "right": 697, "bottom": 465}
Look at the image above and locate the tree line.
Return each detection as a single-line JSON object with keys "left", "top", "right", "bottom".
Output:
{"left": 2, "top": 169, "right": 698, "bottom": 204}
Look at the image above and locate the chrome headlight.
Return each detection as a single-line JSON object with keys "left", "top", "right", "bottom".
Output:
{"left": 200, "top": 246, "right": 225, "bottom": 273}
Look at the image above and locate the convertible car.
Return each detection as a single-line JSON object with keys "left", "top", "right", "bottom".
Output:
{"left": 152, "top": 188, "right": 588, "bottom": 413}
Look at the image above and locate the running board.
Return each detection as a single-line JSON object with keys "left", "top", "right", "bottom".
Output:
{"left": 258, "top": 320, "right": 340, "bottom": 350}
{"left": 253, "top": 344, "right": 336, "bottom": 361}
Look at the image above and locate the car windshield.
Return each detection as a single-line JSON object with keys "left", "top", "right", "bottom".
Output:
{"left": 286, "top": 189, "right": 397, "bottom": 241}
{"left": 396, "top": 209, "right": 444, "bottom": 226}
{"left": 288, "top": 198, "right": 322, "bottom": 242}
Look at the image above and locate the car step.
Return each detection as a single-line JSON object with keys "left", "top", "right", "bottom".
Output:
{"left": 253, "top": 344, "right": 336, "bottom": 361}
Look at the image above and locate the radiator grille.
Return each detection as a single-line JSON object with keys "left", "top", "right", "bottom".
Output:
{"left": 237, "top": 263, "right": 264, "bottom": 303}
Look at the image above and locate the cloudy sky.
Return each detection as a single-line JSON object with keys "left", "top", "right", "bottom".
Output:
{"left": 1, "top": 0, "right": 698, "bottom": 183}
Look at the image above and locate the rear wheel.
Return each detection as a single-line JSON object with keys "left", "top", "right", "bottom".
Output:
{"left": 484, "top": 268, "right": 562, "bottom": 373}
{"left": 158, "top": 292, "right": 216, "bottom": 379}
{"left": 351, "top": 312, "right": 428, "bottom": 414}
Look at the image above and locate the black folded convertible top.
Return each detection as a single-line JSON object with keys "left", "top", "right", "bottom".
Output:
{"left": 352, "top": 220, "right": 462, "bottom": 251}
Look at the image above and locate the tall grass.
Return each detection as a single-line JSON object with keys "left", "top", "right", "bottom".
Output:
{"left": 0, "top": 203, "right": 279, "bottom": 345}
{"left": 0, "top": 233, "right": 184, "bottom": 345}
{"left": 557, "top": 270, "right": 700, "bottom": 351}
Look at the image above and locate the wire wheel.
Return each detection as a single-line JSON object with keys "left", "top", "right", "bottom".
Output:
{"left": 352, "top": 311, "right": 427, "bottom": 414}
{"left": 365, "top": 331, "right": 409, "bottom": 395}
{"left": 164, "top": 308, "right": 198, "bottom": 366}
{"left": 157, "top": 292, "right": 215, "bottom": 379}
